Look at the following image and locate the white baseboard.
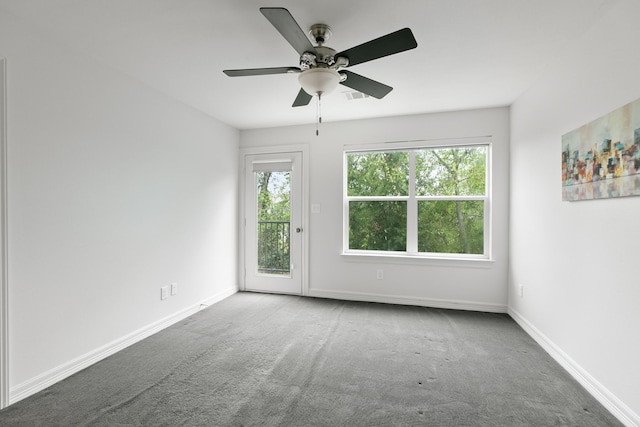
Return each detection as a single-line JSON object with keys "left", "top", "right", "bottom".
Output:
{"left": 508, "top": 308, "right": 639, "bottom": 427}
{"left": 9, "top": 287, "right": 237, "bottom": 406}
{"left": 307, "top": 288, "right": 507, "bottom": 313}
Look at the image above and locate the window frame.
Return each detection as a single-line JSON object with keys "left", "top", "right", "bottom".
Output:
{"left": 343, "top": 138, "right": 492, "bottom": 261}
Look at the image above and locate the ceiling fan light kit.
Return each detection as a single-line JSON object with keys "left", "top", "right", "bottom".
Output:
{"left": 298, "top": 68, "right": 340, "bottom": 96}
{"left": 223, "top": 7, "right": 417, "bottom": 132}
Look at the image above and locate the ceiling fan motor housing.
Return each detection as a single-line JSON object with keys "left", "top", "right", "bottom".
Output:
{"left": 301, "top": 24, "right": 349, "bottom": 70}
{"left": 314, "top": 46, "right": 337, "bottom": 66}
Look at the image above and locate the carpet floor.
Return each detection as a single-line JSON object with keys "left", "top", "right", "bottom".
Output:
{"left": 0, "top": 292, "right": 622, "bottom": 426}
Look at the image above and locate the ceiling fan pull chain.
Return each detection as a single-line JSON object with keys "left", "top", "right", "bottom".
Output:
{"left": 316, "top": 94, "right": 321, "bottom": 136}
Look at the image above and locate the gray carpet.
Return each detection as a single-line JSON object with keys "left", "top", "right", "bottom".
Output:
{"left": 0, "top": 292, "right": 622, "bottom": 426}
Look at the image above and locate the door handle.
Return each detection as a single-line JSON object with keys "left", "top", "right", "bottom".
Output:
{"left": 295, "top": 227, "right": 303, "bottom": 233}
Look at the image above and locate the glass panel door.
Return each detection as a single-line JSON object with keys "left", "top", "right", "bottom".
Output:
{"left": 245, "top": 152, "right": 302, "bottom": 294}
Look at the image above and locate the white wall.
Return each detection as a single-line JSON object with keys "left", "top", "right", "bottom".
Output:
{"left": 241, "top": 107, "right": 510, "bottom": 312}
{"left": 0, "top": 10, "right": 239, "bottom": 403}
{"left": 509, "top": 0, "right": 640, "bottom": 424}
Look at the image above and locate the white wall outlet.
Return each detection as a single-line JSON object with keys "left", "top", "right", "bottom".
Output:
{"left": 376, "top": 269, "right": 384, "bottom": 280}
{"left": 519, "top": 284, "right": 524, "bottom": 298}
{"left": 160, "top": 286, "right": 169, "bottom": 300}
{"left": 170, "top": 282, "right": 178, "bottom": 296}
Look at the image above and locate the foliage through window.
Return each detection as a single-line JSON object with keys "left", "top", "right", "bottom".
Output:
{"left": 256, "top": 171, "right": 291, "bottom": 274}
{"left": 345, "top": 144, "right": 489, "bottom": 257}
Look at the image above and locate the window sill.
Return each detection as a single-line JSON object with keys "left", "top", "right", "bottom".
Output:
{"left": 340, "top": 251, "right": 495, "bottom": 268}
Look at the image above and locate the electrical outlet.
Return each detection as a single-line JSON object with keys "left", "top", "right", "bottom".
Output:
{"left": 170, "top": 282, "right": 178, "bottom": 296}
{"left": 376, "top": 269, "right": 384, "bottom": 280}
{"left": 161, "top": 286, "right": 169, "bottom": 300}
{"left": 519, "top": 284, "right": 524, "bottom": 298}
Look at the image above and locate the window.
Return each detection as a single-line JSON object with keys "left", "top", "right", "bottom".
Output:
{"left": 344, "top": 143, "right": 489, "bottom": 259}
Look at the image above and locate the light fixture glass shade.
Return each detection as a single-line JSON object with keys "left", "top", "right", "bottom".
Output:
{"left": 298, "top": 68, "right": 340, "bottom": 96}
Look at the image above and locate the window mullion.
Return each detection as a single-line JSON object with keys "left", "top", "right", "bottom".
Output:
{"left": 407, "top": 150, "right": 417, "bottom": 253}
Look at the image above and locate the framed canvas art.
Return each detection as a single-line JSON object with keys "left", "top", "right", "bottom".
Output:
{"left": 562, "top": 98, "right": 640, "bottom": 201}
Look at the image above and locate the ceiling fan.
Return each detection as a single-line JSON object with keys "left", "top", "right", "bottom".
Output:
{"left": 223, "top": 7, "right": 418, "bottom": 108}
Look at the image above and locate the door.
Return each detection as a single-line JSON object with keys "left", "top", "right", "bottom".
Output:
{"left": 244, "top": 152, "right": 303, "bottom": 294}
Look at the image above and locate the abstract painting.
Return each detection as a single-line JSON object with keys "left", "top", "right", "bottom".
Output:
{"left": 562, "top": 97, "right": 640, "bottom": 201}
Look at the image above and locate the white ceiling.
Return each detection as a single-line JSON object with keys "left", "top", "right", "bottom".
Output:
{"left": 0, "top": 0, "right": 615, "bottom": 129}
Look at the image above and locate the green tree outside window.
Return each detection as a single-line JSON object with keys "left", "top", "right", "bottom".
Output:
{"left": 346, "top": 145, "right": 487, "bottom": 256}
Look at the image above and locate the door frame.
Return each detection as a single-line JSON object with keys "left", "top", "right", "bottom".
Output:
{"left": 1, "top": 57, "right": 9, "bottom": 409}
{"left": 239, "top": 144, "right": 309, "bottom": 296}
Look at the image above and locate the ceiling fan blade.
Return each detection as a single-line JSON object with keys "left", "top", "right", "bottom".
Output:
{"left": 223, "top": 67, "right": 300, "bottom": 77}
{"left": 260, "top": 7, "right": 317, "bottom": 56}
{"left": 292, "top": 88, "right": 313, "bottom": 107}
{"left": 339, "top": 70, "right": 393, "bottom": 99}
{"left": 336, "top": 28, "right": 417, "bottom": 67}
